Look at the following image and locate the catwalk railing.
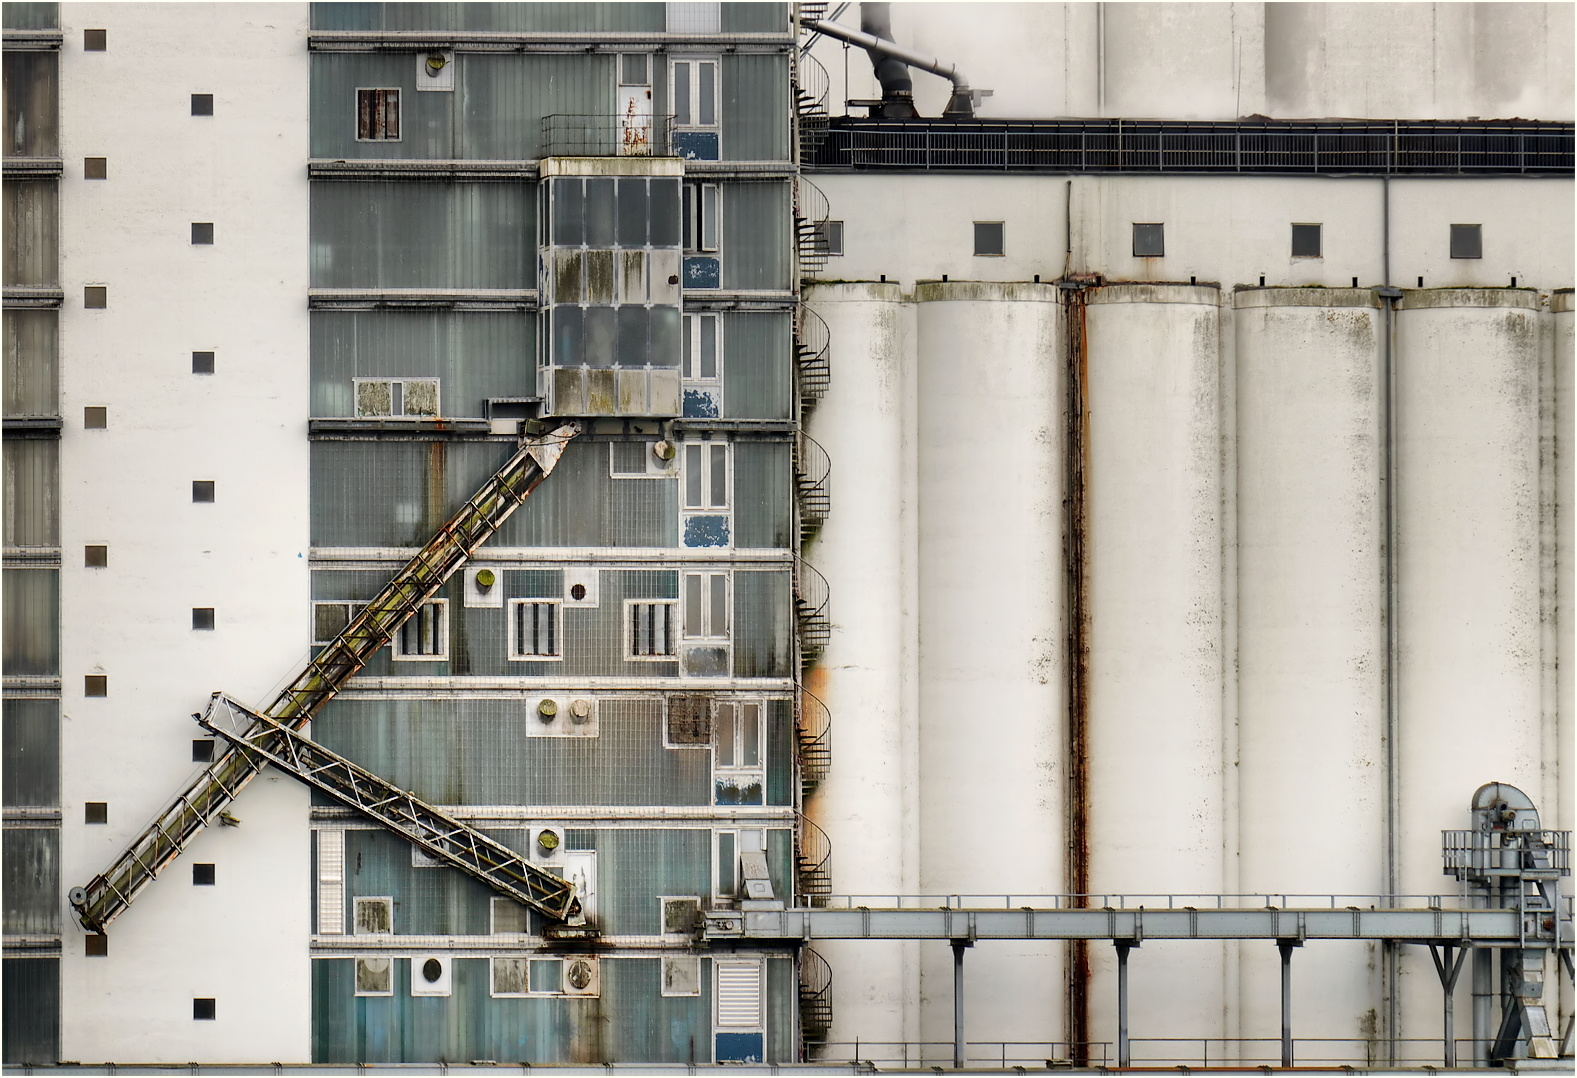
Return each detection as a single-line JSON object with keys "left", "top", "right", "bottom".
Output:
{"left": 68, "top": 423, "right": 582, "bottom": 933}
{"left": 808, "top": 118, "right": 1577, "bottom": 174}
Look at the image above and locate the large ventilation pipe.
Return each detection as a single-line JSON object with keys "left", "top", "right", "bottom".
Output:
{"left": 799, "top": 3, "right": 986, "bottom": 119}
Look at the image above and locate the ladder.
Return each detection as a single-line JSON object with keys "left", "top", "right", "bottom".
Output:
{"left": 68, "top": 423, "right": 583, "bottom": 933}
{"left": 196, "top": 694, "right": 579, "bottom": 922}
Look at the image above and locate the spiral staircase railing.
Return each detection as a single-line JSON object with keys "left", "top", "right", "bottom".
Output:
{"left": 794, "top": 303, "right": 831, "bottom": 408}
{"left": 799, "top": 944, "right": 834, "bottom": 1053}
{"left": 796, "top": 684, "right": 832, "bottom": 791}
{"left": 794, "top": 174, "right": 832, "bottom": 277}
{"left": 796, "top": 810, "right": 833, "bottom": 906}
{"left": 793, "top": 51, "right": 831, "bottom": 159}
{"left": 794, "top": 430, "right": 831, "bottom": 546}
{"left": 792, "top": 553, "right": 831, "bottom": 667}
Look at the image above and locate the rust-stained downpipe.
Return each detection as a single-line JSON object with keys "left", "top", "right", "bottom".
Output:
{"left": 1060, "top": 279, "right": 1092, "bottom": 1063}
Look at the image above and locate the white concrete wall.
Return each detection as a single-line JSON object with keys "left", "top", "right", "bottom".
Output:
{"left": 55, "top": 2, "right": 312, "bottom": 1062}
{"left": 806, "top": 2, "right": 1573, "bottom": 121}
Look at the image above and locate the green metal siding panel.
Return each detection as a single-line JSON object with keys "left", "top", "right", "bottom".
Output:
{"left": 732, "top": 570, "right": 791, "bottom": 678}
{"left": 721, "top": 54, "right": 788, "bottom": 161}
{"left": 721, "top": 3, "right": 788, "bottom": 33}
{"left": 310, "top": 182, "right": 535, "bottom": 288}
{"left": 311, "top": 311, "right": 535, "bottom": 418}
{"left": 1, "top": 827, "right": 58, "bottom": 934}
{"left": 1, "top": 957, "right": 58, "bottom": 1065}
{"left": 3, "top": 698, "right": 58, "bottom": 808}
{"left": 313, "top": 3, "right": 664, "bottom": 32}
{"left": 1, "top": 2, "right": 58, "bottom": 29}
{"left": 597, "top": 828, "right": 711, "bottom": 935}
{"left": 483, "top": 440, "right": 679, "bottom": 549}
{"left": 721, "top": 181, "right": 790, "bottom": 290}
{"left": 3, "top": 180, "right": 56, "bottom": 287}
{"left": 730, "top": 440, "right": 791, "bottom": 548}
{"left": 345, "top": 827, "right": 495, "bottom": 936}
{"left": 1, "top": 568, "right": 56, "bottom": 676}
{"left": 765, "top": 955, "right": 795, "bottom": 1061}
{"left": 765, "top": 698, "right": 792, "bottom": 806}
{"left": 601, "top": 956, "right": 713, "bottom": 1062}
{"left": 2, "top": 52, "right": 57, "bottom": 157}
{"left": 722, "top": 311, "right": 790, "bottom": 419}
{"left": 2, "top": 437, "right": 57, "bottom": 546}
{"left": 3, "top": 309, "right": 58, "bottom": 416}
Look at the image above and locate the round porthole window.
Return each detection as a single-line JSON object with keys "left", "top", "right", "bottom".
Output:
{"left": 422, "top": 958, "right": 443, "bottom": 983}
{"left": 570, "top": 583, "right": 587, "bottom": 601}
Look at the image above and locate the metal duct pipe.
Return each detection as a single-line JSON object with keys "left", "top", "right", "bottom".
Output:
{"left": 859, "top": 3, "right": 915, "bottom": 118}
{"left": 800, "top": 5, "right": 984, "bottom": 118}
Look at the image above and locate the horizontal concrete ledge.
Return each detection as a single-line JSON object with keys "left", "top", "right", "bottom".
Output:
{"left": 912, "top": 280, "right": 1062, "bottom": 303}
{"left": 1, "top": 156, "right": 62, "bottom": 178}
{"left": 0, "top": 28, "right": 61, "bottom": 49}
{"left": 2, "top": 416, "right": 62, "bottom": 438}
{"left": 308, "top": 417, "right": 495, "bottom": 440}
{"left": 1397, "top": 287, "right": 1542, "bottom": 310}
{"left": 308, "top": 30, "right": 795, "bottom": 52}
{"left": 1551, "top": 288, "right": 1573, "bottom": 313}
{"left": 308, "top": 288, "right": 536, "bottom": 310}
{"left": 2, "top": 287, "right": 63, "bottom": 309}
{"left": 803, "top": 281, "right": 908, "bottom": 303}
{"left": 1233, "top": 287, "right": 1382, "bottom": 309}
{"left": 540, "top": 156, "right": 685, "bottom": 178}
{"left": 1086, "top": 283, "right": 1221, "bottom": 306}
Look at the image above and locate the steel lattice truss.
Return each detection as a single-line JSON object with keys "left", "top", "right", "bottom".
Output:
{"left": 198, "top": 695, "right": 580, "bottom": 922}
{"left": 69, "top": 424, "right": 583, "bottom": 933}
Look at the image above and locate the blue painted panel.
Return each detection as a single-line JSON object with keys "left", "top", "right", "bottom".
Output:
{"left": 717, "top": 1032, "right": 764, "bottom": 1063}
{"left": 714, "top": 777, "right": 764, "bottom": 805}
{"left": 683, "top": 388, "right": 720, "bottom": 418}
{"left": 682, "top": 515, "right": 730, "bottom": 547}
{"left": 683, "top": 257, "right": 720, "bottom": 289}
{"left": 672, "top": 131, "right": 721, "bottom": 161}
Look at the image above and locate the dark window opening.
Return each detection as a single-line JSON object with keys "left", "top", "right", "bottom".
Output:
{"left": 192, "top": 351, "right": 215, "bottom": 374}
{"left": 815, "top": 220, "right": 844, "bottom": 257}
{"left": 973, "top": 221, "right": 1004, "bottom": 257}
{"left": 84, "top": 675, "right": 107, "bottom": 697}
{"left": 84, "top": 286, "right": 107, "bottom": 308}
{"left": 84, "top": 157, "right": 107, "bottom": 179}
{"left": 193, "top": 863, "right": 215, "bottom": 886}
{"left": 191, "top": 222, "right": 214, "bottom": 245}
{"left": 192, "top": 480, "right": 215, "bottom": 503}
{"left": 192, "top": 739, "right": 215, "bottom": 763}
{"left": 1133, "top": 223, "right": 1165, "bottom": 258}
{"left": 357, "top": 89, "right": 400, "bottom": 141}
{"left": 1291, "top": 223, "right": 1322, "bottom": 258}
{"left": 193, "top": 998, "right": 216, "bottom": 1020}
{"left": 86, "top": 934, "right": 109, "bottom": 956}
{"left": 84, "top": 406, "right": 107, "bottom": 429}
{"left": 1450, "top": 223, "right": 1482, "bottom": 259}
{"left": 85, "top": 545, "right": 108, "bottom": 567}
{"left": 191, "top": 94, "right": 213, "bottom": 117}
{"left": 85, "top": 801, "right": 108, "bottom": 823}
{"left": 84, "top": 29, "right": 106, "bottom": 51}
{"left": 192, "top": 607, "right": 215, "bottom": 631}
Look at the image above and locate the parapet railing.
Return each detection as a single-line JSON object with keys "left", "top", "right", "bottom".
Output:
{"left": 813, "top": 1037, "right": 1490, "bottom": 1069}
{"left": 541, "top": 113, "right": 675, "bottom": 158}
{"left": 816, "top": 891, "right": 1529, "bottom": 910}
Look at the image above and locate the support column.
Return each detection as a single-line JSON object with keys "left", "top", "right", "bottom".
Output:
{"left": 1430, "top": 942, "right": 1467, "bottom": 1067}
{"left": 1116, "top": 941, "right": 1133, "bottom": 1067}
{"left": 951, "top": 940, "right": 967, "bottom": 1069}
{"left": 1278, "top": 940, "right": 1296, "bottom": 1068}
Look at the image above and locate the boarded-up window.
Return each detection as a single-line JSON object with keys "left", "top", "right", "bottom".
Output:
{"left": 667, "top": 694, "right": 712, "bottom": 744}
{"left": 353, "top": 895, "right": 392, "bottom": 935}
{"left": 357, "top": 88, "right": 400, "bottom": 141}
{"left": 491, "top": 956, "right": 528, "bottom": 996}
{"left": 354, "top": 958, "right": 391, "bottom": 995}
{"left": 629, "top": 601, "right": 675, "bottom": 657}
{"left": 511, "top": 600, "right": 560, "bottom": 658}
{"left": 662, "top": 896, "right": 701, "bottom": 933}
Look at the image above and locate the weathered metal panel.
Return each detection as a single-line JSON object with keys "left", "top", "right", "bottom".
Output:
{"left": 730, "top": 440, "right": 791, "bottom": 548}
{"left": 312, "top": 3, "right": 665, "bottom": 32}
{"left": 484, "top": 440, "right": 679, "bottom": 548}
{"left": 720, "top": 181, "right": 790, "bottom": 290}
{"left": 2, "top": 51, "right": 57, "bottom": 157}
{"left": 721, "top": 311, "right": 790, "bottom": 419}
{"left": 344, "top": 827, "right": 494, "bottom": 936}
{"left": 721, "top": 54, "right": 788, "bottom": 161}
{"left": 1, "top": 826, "right": 58, "bottom": 933}
{"left": 721, "top": 3, "right": 788, "bottom": 33}
{"left": 3, "top": 309, "right": 58, "bottom": 416}
{"left": 764, "top": 954, "right": 795, "bottom": 1061}
{"left": 2, "top": 180, "right": 57, "bottom": 287}
{"left": 2, "top": 437, "right": 57, "bottom": 546}
{"left": 2, "top": 697, "right": 58, "bottom": 808}
{"left": 601, "top": 956, "right": 713, "bottom": 1063}
{"left": 310, "top": 182, "right": 534, "bottom": 288}
{"left": 311, "top": 311, "right": 534, "bottom": 418}
{"left": 1, "top": 3, "right": 59, "bottom": 30}
{"left": 1, "top": 957, "right": 59, "bottom": 1065}
{"left": 764, "top": 698, "right": 792, "bottom": 806}
{"left": 312, "top": 696, "right": 709, "bottom": 807}
{"left": 596, "top": 828, "right": 711, "bottom": 935}
{"left": 732, "top": 570, "right": 791, "bottom": 678}
{"left": 311, "top": 441, "right": 438, "bottom": 547}
{"left": 1, "top": 568, "right": 56, "bottom": 676}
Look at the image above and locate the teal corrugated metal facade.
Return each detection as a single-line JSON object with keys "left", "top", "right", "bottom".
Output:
{"left": 308, "top": 2, "right": 800, "bottom": 1063}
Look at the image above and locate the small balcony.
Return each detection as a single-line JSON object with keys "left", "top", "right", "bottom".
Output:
{"left": 541, "top": 113, "right": 676, "bottom": 158}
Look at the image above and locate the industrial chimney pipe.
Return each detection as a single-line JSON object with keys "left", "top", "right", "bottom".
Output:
{"left": 799, "top": 2, "right": 986, "bottom": 118}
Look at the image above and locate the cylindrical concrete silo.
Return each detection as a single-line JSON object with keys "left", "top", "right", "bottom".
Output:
{"left": 1233, "top": 288, "right": 1386, "bottom": 1055}
{"left": 1393, "top": 289, "right": 1544, "bottom": 1051}
{"left": 913, "top": 281, "right": 1065, "bottom": 1062}
{"left": 1083, "top": 284, "right": 1225, "bottom": 1058}
{"left": 1554, "top": 288, "right": 1574, "bottom": 1048}
{"left": 802, "top": 282, "right": 919, "bottom": 1051}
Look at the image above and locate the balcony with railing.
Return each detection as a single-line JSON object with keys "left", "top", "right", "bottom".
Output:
{"left": 540, "top": 113, "right": 675, "bottom": 158}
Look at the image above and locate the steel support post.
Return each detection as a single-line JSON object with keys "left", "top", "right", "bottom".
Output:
{"left": 1473, "top": 941, "right": 1494, "bottom": 1063}
{"left": 1278, "top": 940, "right": 1296, "bottom": 1068}
{"left": 951, "top": 940, "right": 967, "bottom": 1069}
{"left": 1116, "top": 941, "right": 1133, "bottom": 1068}
{"left": 1429, "top": 943, "right": 1468, "bottom": 1068}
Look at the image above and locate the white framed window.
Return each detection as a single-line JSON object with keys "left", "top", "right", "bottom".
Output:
{"left": 712, "top": 829, "right": 765, "bottom": 901}
{"left": 682, "top": 441, "right": 729, "bottom": 510}
{"left": 353, "top": 896, "right": 393, "bottom": 935}
{"left": 313, "top": 601, "right": 366, "bottom": 645}
{"left": 713, "top": 700, "right": 762, "bottom": 770}
{"left": 355, "top": 957, "right": 394, "bottom": 996}
{"left": 627, "top": 599, "right": 677, "bottom": 659}
{"left": 355, "top": 88, "right": 401, "bottom": 141}
{"left": 490, "top": 956, "right": 530, "bottom": 997}
{"left": 683, "top": 572, "right": 729, "bottom": 639}
{"left": 510, "top": 599, "right": 562, "bottom": 660}
{"left": 354, "top": 377, "right": 439, "bottom": 418}
{"left": 682, "top": 313, "right": 721, "bottom": 381}
{"left": 394, "top": 599, "right": 447, "bottom": 660}
{"left": 316, "top": 829, "right": 345, "bottom": 934}
{"left": 814, "top": 220, "right": 844, "bottom": 257}
{"left": 660, "top": 896, "right": 703, "bottom": 937}
{"left": 670, "top": 58, "right": 718, "bottom": 128}
{"left": 683, "top": 182, "right": 719, "bottom": 253}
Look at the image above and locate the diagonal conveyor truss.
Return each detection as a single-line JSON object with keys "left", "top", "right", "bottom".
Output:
{"left": 68, "top": 423, "right": 583, "bottom": 933}
{"left": 197, "top": 694, "right": 578, "bottom": 922}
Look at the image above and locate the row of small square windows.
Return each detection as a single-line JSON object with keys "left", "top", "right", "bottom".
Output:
{"left": 819, "top": 220, "right": 1490, "bottom": 260}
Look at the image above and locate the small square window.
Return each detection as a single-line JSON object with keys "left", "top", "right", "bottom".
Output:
{"left": 357, "top": 88, "right": 401, "bottom": 141}
{"left": 191, "top": 222, "right": 214, "bottom": 245}
{"left": 84, "top": 406, "right": 106, "bottom": 429}
{"left": 193, "top": 863, "right": 215, "bottom": 885}
{"left": 313, "top": 601, "right": 365, "bottom": 645}
{"left": 85, "top": 801, "right": 108, "bottom": 824}
{"left": 192, "top": 351, "right": 215, "bottom": 374}
{"left": 1133, "top": 223, "right": 1165, "bottom": 258}
{"left": 1291, "top": 223, "right": 1322, "bottom": 259}
{"left": 661, "top": 896, "right": 701, "bottom": 934}
{"left": 192, "top": 608, "right": 215, "bottom": 631}
{"left": 973, "top": 221, "right": 1004, "bottom": 257}
{"left": 193, "top": 998, "right": 216, "bottom": 1020}
{"left": 393, "top": 600, "right": 447, "bottom": 660}
{"left": 84, "top": 545, "right": 107, "bottom": 567}
{"left": 84, "top": 675, "right": 107, "bottom": 697}
{"left": 491, "top": 957, "right": 530, "bottom": 997}
{"left": 354, "top": 896, "right": 393, "bottom": 935}
{"left": 510, "top": 600, "right": 562, "bottom": 659}
{"left": 83, "top": 29, "right": 106, "bottom": 51}
{"left": 192, "top": 739, "right": 215, "bottom": 763}
{"left": 662, "top": 955, "right": 702, "bottom": 996}
{"left": 628, "top": 600, "right": 677, "bottom": 658}
{"left": 1451, "top": 223, "right": 1482, "bottom": 259}
{"left": 621, "top": 53, "right": 650, "bottom": 86}
{"left": 85, "top": 934, "right": 108, "bottom": 956}
{"left": 84, "top": 286, "right": 107, "bottom": 309}
{"left": 84, "top": 157, "right": 107, "bottom": 180}
{"left": 191, "top": 94, "right": 213, "bottom": 117}
{"left": 192, "top": 480, "right": 215, "bottom": 503}
{"left": 354, "top": 958, "right": 393, "bottom": 996}
{"left": 815, "top": 220, "right": 843, "bottom": 257}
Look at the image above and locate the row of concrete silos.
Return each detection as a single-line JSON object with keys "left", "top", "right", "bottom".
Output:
{"left": 803, "top": 281, "right": 1570, "bottom": 1066}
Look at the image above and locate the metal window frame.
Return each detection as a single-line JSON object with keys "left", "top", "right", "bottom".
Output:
{"left": 352, "top": 894, "right": 394, "bottom": 936}
{"left": 669, "top": 55, "right": 720, "bottom": 131}
{"left": 972, "top": 220, "right": 1005, "bottom": 257}
{"left": 1449, "top": 222, "right": 1483, "bottom": 259}
{"left": 625, "top": 597, "right": 678, "bottom": 660}
{"left": 354, "top": 86, "right": 402, "bottom": 142}
{"left": 681, "top": 438, "right": 731, "bottom": 511}
{"left": 391, "top": 598, "right": 448, "bottom": 661}
{"left": 683, "top": 311, "right": 724, "bottom": 383}
{"left": 508, "top": 597, "right": 564, "bottom": 661}
{"left": 1132, "top": 222, "right": 1165, "bottom": 258}
{"left": 1290, "top": 222, "right": 1323, "bottom": 259}
{"left": 352, "top": 376, "right": 441, "bottom": 419}
{"left": 682, "top": 569, "right": 731, "bottom": 640}
{"left": 489, "top": 955, "right": 532, "bottom": 998}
